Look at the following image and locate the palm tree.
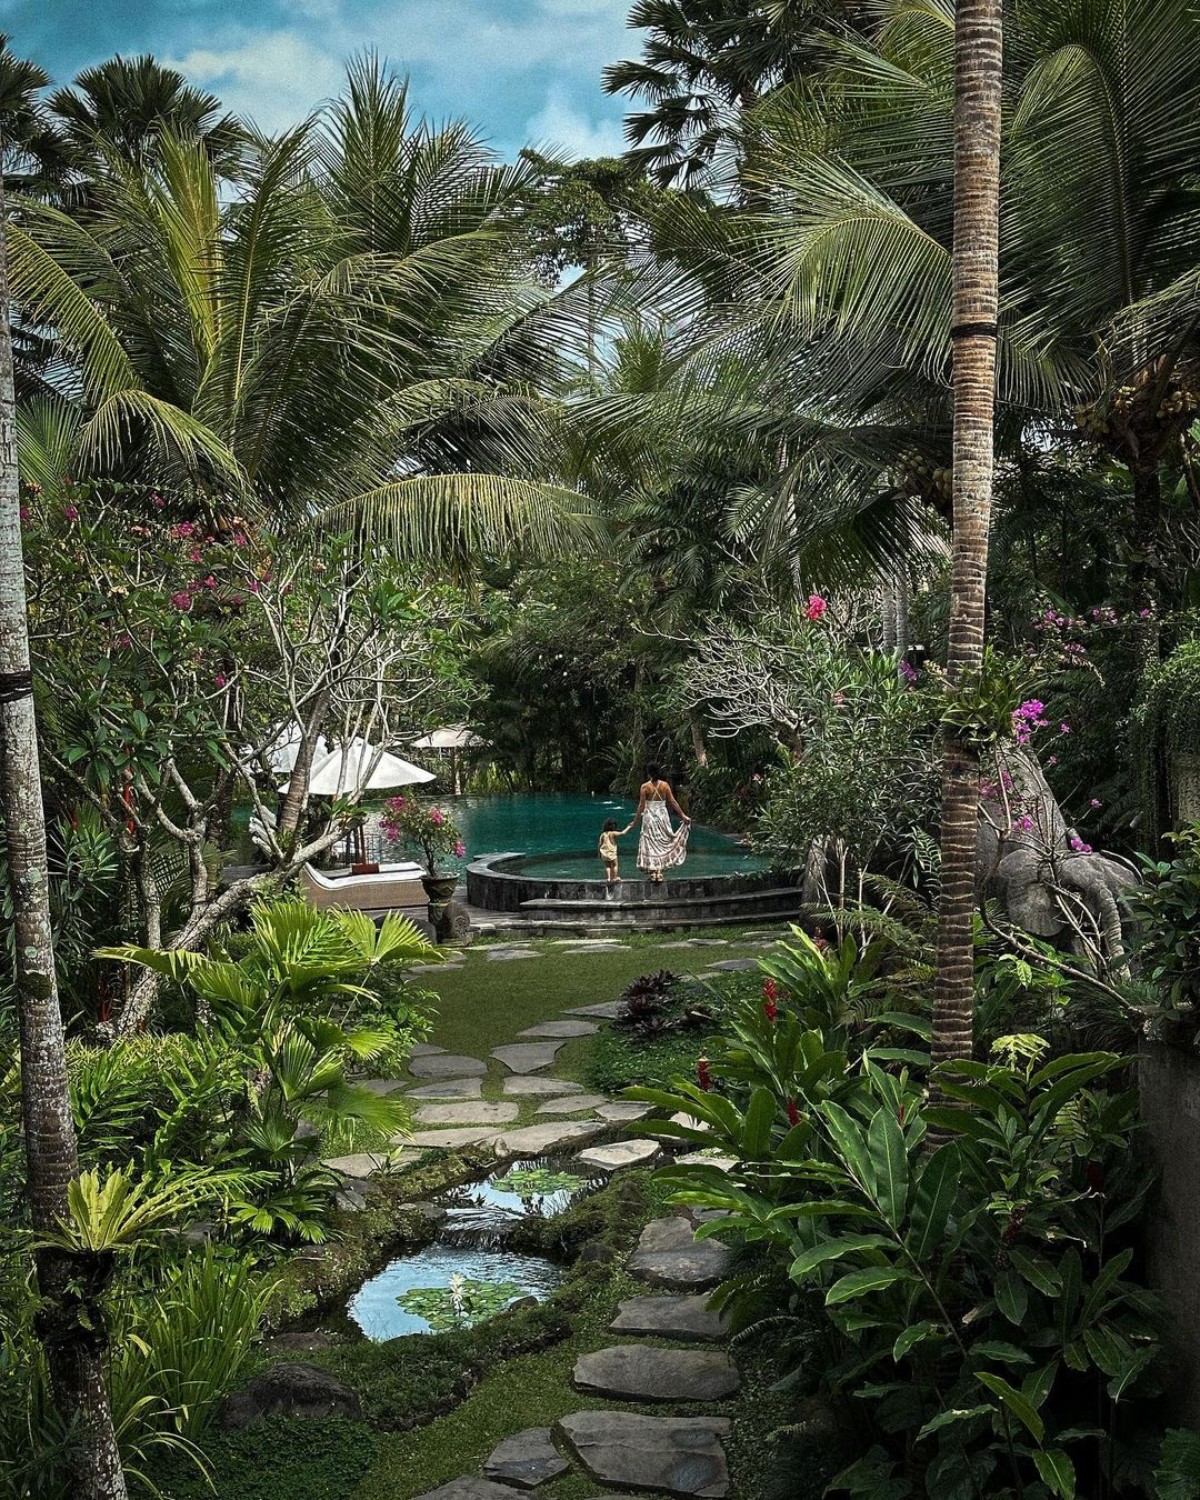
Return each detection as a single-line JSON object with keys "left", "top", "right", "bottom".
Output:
{"left": 931, "top": 0, "right": 1004, "bottom": 1066}
{"left": 48, "top": 54, "right": 247, "bottom": 178}
{"left": 8, "top": 55, "right": 600, "bottom": 559}
{"left": 0, "top": 43, "right": 129, "bottom": 1500}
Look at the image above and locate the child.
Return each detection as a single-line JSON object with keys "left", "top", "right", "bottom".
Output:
{"left": 598, "top": 816, "right": 633, "bottom": 885}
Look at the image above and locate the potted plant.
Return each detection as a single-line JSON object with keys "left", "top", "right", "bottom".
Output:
{"left": 381, "top": 794, "right": 465, "bottom": 936}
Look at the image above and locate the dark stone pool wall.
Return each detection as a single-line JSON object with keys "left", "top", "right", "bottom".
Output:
{"left": 466, "top": 851, "right": 802, "bottom": 928}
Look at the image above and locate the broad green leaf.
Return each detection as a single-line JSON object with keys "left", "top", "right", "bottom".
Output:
{"left": 826, "top": 1265, "right": 915, "bottom": 1305}
{"left": 916, "top": 1405, "right": 993, "bottom": 1440}
{"left": 893, "top": 1320, "right": 938, "bottom": 1361}
{"left": 1034, "top": 1448, "right": 1075, "bottom": 1499}
{"left": 971, "top": 1340, "right": 1034, "bottom": 1367}
{"left": 977, "top": 1372, "right": 1045, "bottom": 1443}
{"left": 1009, "top": 1247, "right": 1062, "bottom": 1297}
{"left": 994, "top": 1269, "right": 1029, "bottom": 1327}
{"left": 907, "top": 1143, "right": 960, "bottom": 1262}
{"left": 819, "top": 1100, "right": 874, "bottom": 1191}
{"left": 742, "top": 1086, "right": 776, "bottom": 1160}
{"left": 867, "top": 1104, "right": 909, "bottom": 1228}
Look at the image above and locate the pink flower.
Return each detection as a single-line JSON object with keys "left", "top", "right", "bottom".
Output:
{"left": 188, "top": 547, "right": 203, "bottom": 563}
{"left": 213, "top": 673, "right": 227, "bottom": 688}
{"left": 899, "top": 660, "right": 918, "bottom": 684}
{"left": 1069, "top": 835, "right": 1092, "bottom": 854}
{"left": 832, "top": 690, "right": 846, "bottom": 706}
{"left": 1047, "top": 755, "right": 1058, "bottom": 766}
{"left": 63, "top": 505, "right": 79, "bottom": 521}
{"left": 1059, "top": 722, "right": 1071, "bottom": 734}
{"left": 454, "top": 840, "right": 466, "bottom": 859}
{"left": 172, "top": 522, "right": 195, "bottom": 539}
{"left": 806, "top": 594, "right": 828, "bottom": 622}
{"left": 19, "top": 506, "right": 30, "bottom": 522}
{"left": 151, "top": 494, "right": 165, "bottom": 509}
{"left": 232, "top": 531, "right": 247, "bottom": 548}
{"left": 1089, "top": 798, "right": 1101, "bottom": 808}
{"left": 170, "top": 591, "right": 192, "bottom": 612}
{"left": 1138, "top": 608, "right": 1152, "bottom": 619}
{"left": 429, "top": 808, "right": 445, "bottom": 826}
{"left": 1012, "top": 814, "right": 1035, "bottom": 833}
{"left": 248, "top": 579, "right": 262, "bottom": 593}
{"left": 203, "top": 575, "right": 217, "bottom": 589}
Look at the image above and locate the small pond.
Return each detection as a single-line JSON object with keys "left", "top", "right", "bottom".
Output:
{"left": 345, "top": 1158, "right": 596, "bottom": 1342}
{"left": 347, "top": 1242, "right": 566, "bottom": 1340}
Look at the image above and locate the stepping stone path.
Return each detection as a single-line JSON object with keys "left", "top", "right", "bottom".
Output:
{"left": 414, "top": 1101, "right": 519, "bottom": 1127}
{"left": 565, "top": 1000, "right": 626, "bottom": 1019}
{"left": 496, "top": 1120, "right": 604, "bottom": 1156}
{"left": 410, "top": 1053, "right": 488, "bottom": 1079}
{"left": 661, "top": 938, "right": 728, "bottom": 949}
{"left": 557, "top": 1411, "right": 731, "bottom": 1499}
{"left": 573, "top": 1345, "right": 740, "bottom": 1403}
{"left": 492, "top": 1040, "right": 567, "bottom": 1074}
{"left": 404, "top": 1126, "right": 501, "bottom": 1150}
{"left": 321, "top": 1152, "right": 389, "bottom": 1179}
{"left": 410, "top": 1043, "right": 446, "bottom": 1056}
{"left": 487, "top": 948, "right": 540, "bottom": 961}
{"left": 628, "top": 1217, "right": 733, "bottom": 1290}
{"left": 483, "top": 1427, "right": 570, "bottom": 1489}
{"left": 676, "top": 1151, "right": 736, "bottom": 1172}
{"left": 535, "top": 1093, "right": 609, "bottom": 1116}
{"left": 595, "top": 1100, "right": 652, "bottom": 1123}
{"left": 702, "top": 958, "right": 757, "bottom": 973}
{"left": 407, "top": 1078, "right": 484, "bottom": 1100}
{"left": 578, "top": 1139, "right": 661, "bottom": 1172}
{"left": 502, "top": 1076, "right": 584, "bottom": 1097}
{"left": 610, "top": 1295, "right": 729, "bottom": 1343}
{"left": 415, "top": 1482, "right": 526, "bottom": 1500}
{"left": 354, "top": 1078, "right": 406, "bottom": 1096}
{"left": 517, "top": 1019, "right": 598, "bottom": 1038}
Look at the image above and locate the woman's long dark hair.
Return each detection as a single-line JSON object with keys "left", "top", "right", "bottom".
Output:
{"left": 645, "top": 763, "right": 662, "bottom": 782}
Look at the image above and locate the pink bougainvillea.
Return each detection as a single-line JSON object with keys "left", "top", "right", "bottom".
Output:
{"left": 805, "top": 594, "right": 828, "bottom": 622}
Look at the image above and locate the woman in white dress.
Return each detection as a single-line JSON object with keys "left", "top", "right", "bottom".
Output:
{"left": 632, "top": 764, "right": 691, "bottom": 884}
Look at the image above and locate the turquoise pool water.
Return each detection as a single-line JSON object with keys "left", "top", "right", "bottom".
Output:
{"left": 452, "top": 793, "right": 765, "bottom": 880}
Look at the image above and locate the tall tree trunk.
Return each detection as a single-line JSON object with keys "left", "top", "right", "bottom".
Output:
{"left": 931, "top": 0, "right": 1004, "bottom": 1069}
{"left": 0, "top": 181, "right": 128, "bottom": 1497}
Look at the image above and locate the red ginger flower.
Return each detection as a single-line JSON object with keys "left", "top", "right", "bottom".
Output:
{"left": 786, "top": 1097, "right": 800, "bottom": 1126}
{"left": 697, "top": 1057, "right": 712, "bottom": 1092}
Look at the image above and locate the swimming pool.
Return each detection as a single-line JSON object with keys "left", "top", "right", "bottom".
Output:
{"left": 451, "top": 793, "right": 765, "bottom": 879}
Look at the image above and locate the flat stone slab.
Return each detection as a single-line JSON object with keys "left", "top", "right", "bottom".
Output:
{"left": 676, "top": 1152, "right": 736, "bottom": 1172}
{"left": 536, "top": 1093, "right": 609, "bottom": 1116}
{"left": 492, "top": 1041, "right": 567, "bottom": 1074}
{"left": 497, "top": 1120, "right": 605, "bottom": 1156}
{"left": 415, "top": 1100, "right": 519, "bottom": 1127}
{"left": 628, "top": 1217, "right": 733, "bottom": 1289}
{"left": 574, "top": 1345, "right": 739, "bottom": 1403}
{"left": 411, "top": 1043, "right": 447, "bottom": 1056}
{"left": 503, "top": 1076, "right": 584, "bottom": 1097}
{"left": 517, "top": 1019, "right": 598, "bottom": 1038}
{"left": 578, "top": 1139, "right": 661, "bottom": 1171}
{"left": 410, "top": 1053, "right": 488, "bottom": 1079}
{"left": 557, "top": 1411, "right": 730, "bottom": 1499}
{"left": 487, "top": 948, "right": 540, "bottom": 961}
{"left": 405, "top": 1127, "right": 502, "bottom": 1150}
{"left": 596, "top": 1101, "right": 653, "bottom": 1123}
{"left": 704, "top": 958, "right": 757, "bottom": 972}
{"left": 661, "top": 939, "right": 728, "bottom": 949}
{"left": 321, "top": 1152, "right": 388, "bottom": 1179}
{"left": 565, "top": 944, "right": 627, "bottom": 953}
{"left": 415, "top": 1482, "right": 528, "bottom": 1500}
{"left": 611, "top": 1295, "right": 730, "bottom": 1343}
{"left": 564, "top": 1000, "right": 626, "bottom": 1019}
{"left": 483, "top": 1427, "right": 569, "bottom": 1489}
{"left": 407, "top": 1077, "right": 484, "bottom": 1100}
{"left": 354, "top": 1077, "right": 406, "bottom": 1096}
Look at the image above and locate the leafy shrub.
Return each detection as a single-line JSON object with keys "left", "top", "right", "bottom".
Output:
{"left": 1126, "top": 822, "right": 1200, "bottom": 1015}
{"left": 636, "top": 944, "right": 1163, "bottom": 1499}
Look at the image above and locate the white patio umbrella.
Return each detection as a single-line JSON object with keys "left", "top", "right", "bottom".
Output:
{"left": 303, "top": 738, "right": 435, "bottom": 797}
{"left": 409, "top": 725, "right": 488, "bottom": 793}
{"left": 410, "top": 725, "right": 487, "bottom": 750}
{"left": 298, "top": 738, "right": 436, "bottom": 864}
{"left": 260, "top": 722, "right": 307, "bottom": 775}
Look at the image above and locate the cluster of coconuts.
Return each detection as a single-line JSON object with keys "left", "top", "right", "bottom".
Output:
{"left": 1073, "top": 378, "right": 1200, "bottom": 437}
{"left": 894, "top": 447, "right": 952, "bottom": 501}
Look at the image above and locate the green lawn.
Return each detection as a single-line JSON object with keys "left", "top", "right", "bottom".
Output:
{"left": 416, "top": 932, "right": 777, "bottom": 1065}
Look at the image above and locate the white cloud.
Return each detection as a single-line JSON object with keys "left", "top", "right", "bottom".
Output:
{"left": 525, "top": 83, "right": 626, "bottom": 160}
{"left": 164, "top": 33, "right": 346, "bottom": 133}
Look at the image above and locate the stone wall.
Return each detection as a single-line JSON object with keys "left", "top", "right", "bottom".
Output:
{"left": 1139, "top": 1040, "right": 1200, "bottom": 1425}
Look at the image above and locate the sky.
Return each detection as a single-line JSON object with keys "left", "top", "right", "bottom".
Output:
{"left": 0, "top": 0, "right": 637, "bottom": 160}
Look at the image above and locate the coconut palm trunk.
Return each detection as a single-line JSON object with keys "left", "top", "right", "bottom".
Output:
{"left": 0, "top": 176, "right": 128, "bottom": 1496}
{"left": 931, "top": 0, "right": 1004, "bottom": 1067}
